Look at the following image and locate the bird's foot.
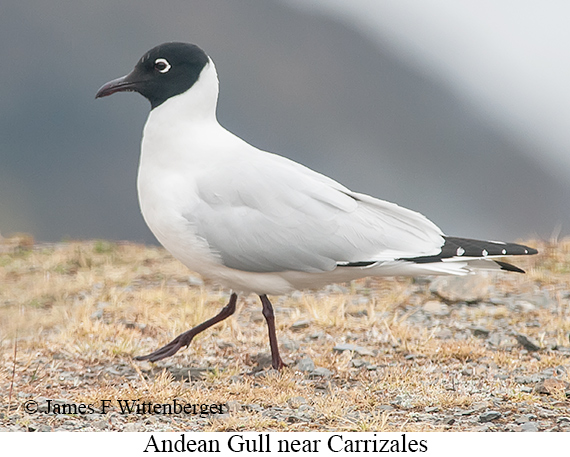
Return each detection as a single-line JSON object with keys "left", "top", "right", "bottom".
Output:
{"left": 134, "top": 330, "right": 195, "bottom": 362}
{"left": 272, "top": 356, "right": 287, "bottom": 370}
{"left": 134, "top": 293, "right": 238, "bottom": 363}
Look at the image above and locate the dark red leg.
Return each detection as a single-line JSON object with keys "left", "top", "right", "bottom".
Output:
{"left": 259, "top": 294, "right": 286, "bottom": 370}
{"left": 135, "top": 293, "right": 238, "bottom": 362}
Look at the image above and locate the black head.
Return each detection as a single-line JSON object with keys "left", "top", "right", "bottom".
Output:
{"left": 96, "top": 42, "right": 209, "bottom": 109}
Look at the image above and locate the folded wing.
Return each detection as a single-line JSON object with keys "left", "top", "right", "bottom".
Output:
{"left": 187, "top": 152, "right": 446, "bottom": 273}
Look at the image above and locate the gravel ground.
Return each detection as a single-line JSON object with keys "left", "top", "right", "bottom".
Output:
{"left": 0, "top": 238, "right": 569, "bottom": 432}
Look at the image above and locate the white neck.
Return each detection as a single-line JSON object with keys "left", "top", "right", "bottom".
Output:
{"left": 140, "top": 58, "right": 230, "bottom": 170}
{"left": 147, "top": 58, "right": 219, "bottom": 126}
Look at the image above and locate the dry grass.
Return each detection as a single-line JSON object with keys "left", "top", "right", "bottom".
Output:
{"left": 0, "top": 235, "right": 569, "bottom": 431}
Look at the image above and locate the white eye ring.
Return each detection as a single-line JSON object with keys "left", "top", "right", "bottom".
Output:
{"left": 154, "top": 58, "right": 171, "bottom": 74}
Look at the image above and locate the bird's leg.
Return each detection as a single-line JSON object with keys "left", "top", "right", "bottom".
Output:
{"left": 134, "top": 293, "right": 238, "bottom": 363}
{"left": 259, "top": 294, "right": 287, "bottom": 370}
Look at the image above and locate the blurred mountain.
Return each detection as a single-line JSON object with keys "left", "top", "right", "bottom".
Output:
{"left": 0, "top": 0, "right": 565, "bottom": 243}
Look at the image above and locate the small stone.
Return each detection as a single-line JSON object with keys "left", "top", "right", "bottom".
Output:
{"left": 351, "top": 358, "right": 368, "bottom": 368}
{"left": 520, "top": 422, "right": 538, "bottom": 432}
{"left": 347, "top": 309, "right": 368, "bottom": 317}
{"left": 296, "top": 357, "right": 315, "bottom": 372}
{"left": 309, "top": 367, "right": 332, "bottom": 378}
{"left": 226, "top": 401, "right": 242, "bottom": 413}
{"left": 422, "top": 301, "right": 450, "bottom": 316}
{"left": 92, "top": 419, "right": 110, "bottom": 430}
{"left": 216, "top": 339, "right": 236, "bottom": 349}
{"left": 35, "top": 424, "right": 52, "bottom": 432}
{"left": 214, "top": 413, "right": 231, "bottom": 422}
{"left": 557, "top": 417, "right": 570, "bottom": 423}
{"left": 514, "top": 374, "right": 545, "bottom": 384}
{"left": 430, "top": 274, "right": 490, "bottom": 303}
{"left": 479, "top": 411, "right": 502, "bottom": 422}
{"left": 287, "top": 397, "right": 308, "bottom": 409}
{"left": 473, "top": 425, "right": 489, "bottom": 432}
{"left": 461, "top": 367, "right": 473, "bottom": 376}
{"left": 392, "top": 395, "right": 413, "bottom": 409}
{"left": 168, "top": 367, "right": 208, "bottom": 381}
{"left": 286, "top": 414, "right": 306, "bottom": 423}
{"left": 515, "top": 334, "right": 540, "bottom": 351}
{"left": 412, "top": 413, "right": 434, "bottom": 422}
{"left": 290, "top": 319, "right": 312, "bottom": 331}
{"left": 470, "top": 326, "right": 490, "bottom": 337}
{"left": 513, "top": 300, "right": 536, "bottom": 313}
{"left": 515, "top": 414, "right": 532, "bottom": 424}
{"left": 435, "top": 329, "right": 453, "bottom": 339}
{"left": 298, "top": 404, "right": 312, "bottom": 413}
{"left": 250, "top": 353, "right": 273, "bottom": 370}
{"left": 136, "top": 361, "right": 152, "bottom": 372}
{"left": 243, "top": 404, "right": 262, "bottom": 413}
{"left": 332, "top": 343, "right": 374, "bottom": 356}
{"left": 534, "top": 378, "right": 569, "bottom": 395}
{"left": 376, "top": 405, "right": 394, "bottom": 412}
{"left": 487, "top": 332, "right": 504, "bottom": 347}
{"left": 123, "top": 423, "right": 141, "bottom": 432}
{"left": 281, "top": 337, "right": 299, "bottom": 351}
{"left": 443, "top": 417, "right": 455, "bottom": 425}
{"left": 404, "top": 354, "right": 423, "bottom": 360}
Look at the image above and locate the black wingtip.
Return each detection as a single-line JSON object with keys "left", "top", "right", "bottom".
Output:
{"left": 494, "top": 260, "right": 525, "bottom": 274}
{"left": 399, "top": 236, "right": 538, "bottom": 266}
{"left": 443, "top": 237, "right": 538, "bottom": 257}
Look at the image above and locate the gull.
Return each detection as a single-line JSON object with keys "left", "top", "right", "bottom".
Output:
{"left": 96, "top": 42, "right": 537, "bottom": 369}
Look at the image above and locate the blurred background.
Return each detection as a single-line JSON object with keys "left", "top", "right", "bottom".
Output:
{"left": 1, "top": 0, "right": 568, "bottom": 244}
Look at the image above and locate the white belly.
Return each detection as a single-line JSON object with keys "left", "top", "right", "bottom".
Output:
{"left": 137, "top": 159, "right": 297, "bottom": 295}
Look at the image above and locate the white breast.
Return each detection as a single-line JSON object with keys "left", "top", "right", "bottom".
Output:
{"left": 136, "top": 68, "right": 296, "bottom": 294}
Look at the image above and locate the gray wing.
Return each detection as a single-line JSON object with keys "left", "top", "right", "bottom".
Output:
{"left": 186, "top": 153, "right": 445, "bottom": 273}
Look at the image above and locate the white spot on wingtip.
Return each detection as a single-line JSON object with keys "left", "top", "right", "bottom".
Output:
{"left": 482, "top": 249, "right": 488, "bottom": 257}
{"left": 524, "top": 249, "right": 528, "bottom": 254}
{"left": 456, "top": 247, "right": 465, "bottom": 256}
{"left": 502, "top": 249, "right": 507, "bottom": 255}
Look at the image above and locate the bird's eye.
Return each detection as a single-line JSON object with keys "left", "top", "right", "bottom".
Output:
{"left": 154, "top": 58, "right": 171, "bottom": 74}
